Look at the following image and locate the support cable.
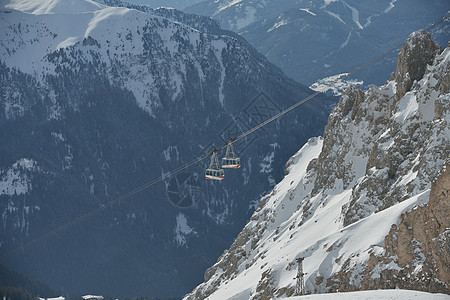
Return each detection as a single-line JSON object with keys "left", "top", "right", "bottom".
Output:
{"left": 1, "top": 13, "right": 448, "bottom": 260}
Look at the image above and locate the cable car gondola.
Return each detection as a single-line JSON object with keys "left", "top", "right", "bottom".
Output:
{"left": 222, "top": 141, "right": 240, "bottom": 169}
{"left": 205, "top": 150, "right": 224, "bottom": 180}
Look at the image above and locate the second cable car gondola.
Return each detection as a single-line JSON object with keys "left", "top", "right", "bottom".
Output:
{"left": 205, "top": 150, "right": 224, "bottom": 180}
{"left": 222, "top": 140, "right": 240, "bottom": 168}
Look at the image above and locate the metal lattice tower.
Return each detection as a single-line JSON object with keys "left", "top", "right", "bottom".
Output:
{"left": 295, "top": 257, "right": 306, "bottom": 296}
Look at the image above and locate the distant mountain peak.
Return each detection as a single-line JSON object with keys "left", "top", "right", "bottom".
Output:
{"left": 185, "top": 0, "right": 450, "bottom": 86}
{"left": 2, "top": 0, "right": 106, "bottom": 14}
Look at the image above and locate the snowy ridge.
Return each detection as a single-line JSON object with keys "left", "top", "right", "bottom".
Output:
{"left": 299, "top": 8, "right": 317, "bottom": 17}
{"left": 202, "top": 0, "right": 409, "bottom": 32}
{"left": 2, "top": 0, "right": 105, "bottom": 14}
{"left": 290, "top": 289, "right": 449, "bottom": 300}
{"left": 215, "top": 0, "right": 243, "bottom": 14}
{"left": 0, "top": 0, "right": 234, "bottom": 116}
{"left": 184, "top": 33, "right": 449, "bottom": 299}
{"left": 186, "top": 0, "right": 449, "bottom": 87}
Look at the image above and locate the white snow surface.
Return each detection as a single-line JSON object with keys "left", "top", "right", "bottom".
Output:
{"left": 185, "top": 42, "right": 449, "bottom": 300}
{"left": 2, "top": 0, "right": 105, "bottom": 14}
{"left": 215, "top": 0, "right": 243, "bottom": 14}
{"left": 290, "top": 289, "right": 450, "bottom": 300}
{"left": 268, "top": 18, "right": 289, "bottom": 32}
{"left": 190, "top": 137, "right": 430, "bottom": 299}
{"left": 0, "top": 160, "right": 40, "bottom": 236}
{"left": 82, "top": 295, "right": 104, "bottom": 300}
{"left": 212, "top": 0, "right": 257, "bottom": 30}
{"left": 200, "top": 0, "right": 411, "bottom": 34}
{"left": 384, "top": 0, "right": 397, "bottom": 13}
{"left": 324, "top": 9, "right": 345, "bottom": 24}
{"left": 299, "top": 8, "right": 317, "bottom": 16}
{"left": 341, "top": 0, "right": 363, "bottom": 29}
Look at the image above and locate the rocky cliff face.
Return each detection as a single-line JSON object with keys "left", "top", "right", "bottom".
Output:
{"left": 394, "top": 30, "right": 443, "bottom": 101}
{"left": 328, "top": 161, "right": 449, "bottom": 293}
{"left": 184, "top": 31, "right": 449, "bottom": 299}
{"left": 339, "top": 30, "right": 448, "bottom": 226}
{"left": 361, "top": 161, "right": 448, "bottom": 293}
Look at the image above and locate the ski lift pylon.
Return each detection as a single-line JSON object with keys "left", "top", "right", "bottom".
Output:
{"left": 222, "top": 140, "right": 240, "bottom": 169}
{"left": 205, "top": 149, "right": 224, "bottom": 180}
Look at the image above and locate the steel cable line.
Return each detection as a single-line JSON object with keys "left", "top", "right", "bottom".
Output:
{"left": 233, "top": 91, "right": 322, "bottom": 143}
{"left": 1, "top": 13, "right": 448, "bottom": 260}
{"left": 0, "top": 153, "right": 210, "bottom": 259}
{"left": 231, "top": 12, "right": 450, "bottom": 145}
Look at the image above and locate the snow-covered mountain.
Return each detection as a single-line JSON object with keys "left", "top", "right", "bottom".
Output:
{"left": 186, "top": 0, "right": 450, "bottom": 86}
{"left": 0, "top": 0, "right": 335, "bottom": 297}
{"left": 290, "top": 290, "right": 450, "bottom": 300}
{"left": 183, "top": 31, "right": 449, "bottom": 299}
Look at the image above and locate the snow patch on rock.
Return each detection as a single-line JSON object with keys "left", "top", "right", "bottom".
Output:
{"left": 174, "top": 212, "right": 197, "bottom": 247}
{"left": 0, "top": 158, "right": 37, "bottom": 196}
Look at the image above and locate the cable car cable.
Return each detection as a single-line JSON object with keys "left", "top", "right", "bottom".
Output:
{"left": 1, "top": 13, "right": 448, "bottom": 260}
{"left": 230, "top": 12, "right": 449, "bottom": 144}
{"left": 0, "top": 153, "right": 210, "bottom": 260}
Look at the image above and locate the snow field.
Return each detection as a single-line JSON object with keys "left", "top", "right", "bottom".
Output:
{"left": 289, "top": 289, "right": 450, "bottom": 300}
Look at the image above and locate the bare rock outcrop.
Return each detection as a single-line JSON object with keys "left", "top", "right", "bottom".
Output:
{"left": 394, "top": 30, "right": 442, "bottom": 101}
{"left": 342, "top": 31, "right": 447, "bottom": 226}
{"left": 359, "top": 160, "right": 447, "bottom": 293}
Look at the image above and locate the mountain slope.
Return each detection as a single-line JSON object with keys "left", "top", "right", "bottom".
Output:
{"left": 183, "top": 31, "right": 449, "bottom": 299}
{"left": 0, "top": 0, "right": 335, "bottom": 297}
{"left": 186, "top": 0, "right": 450, "bottom": 86}
{"left": 0, "top": 263, "right": 57, "bottom": 299}
{"left": 289, "top": 290, "right": 450, "bottom": 300}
